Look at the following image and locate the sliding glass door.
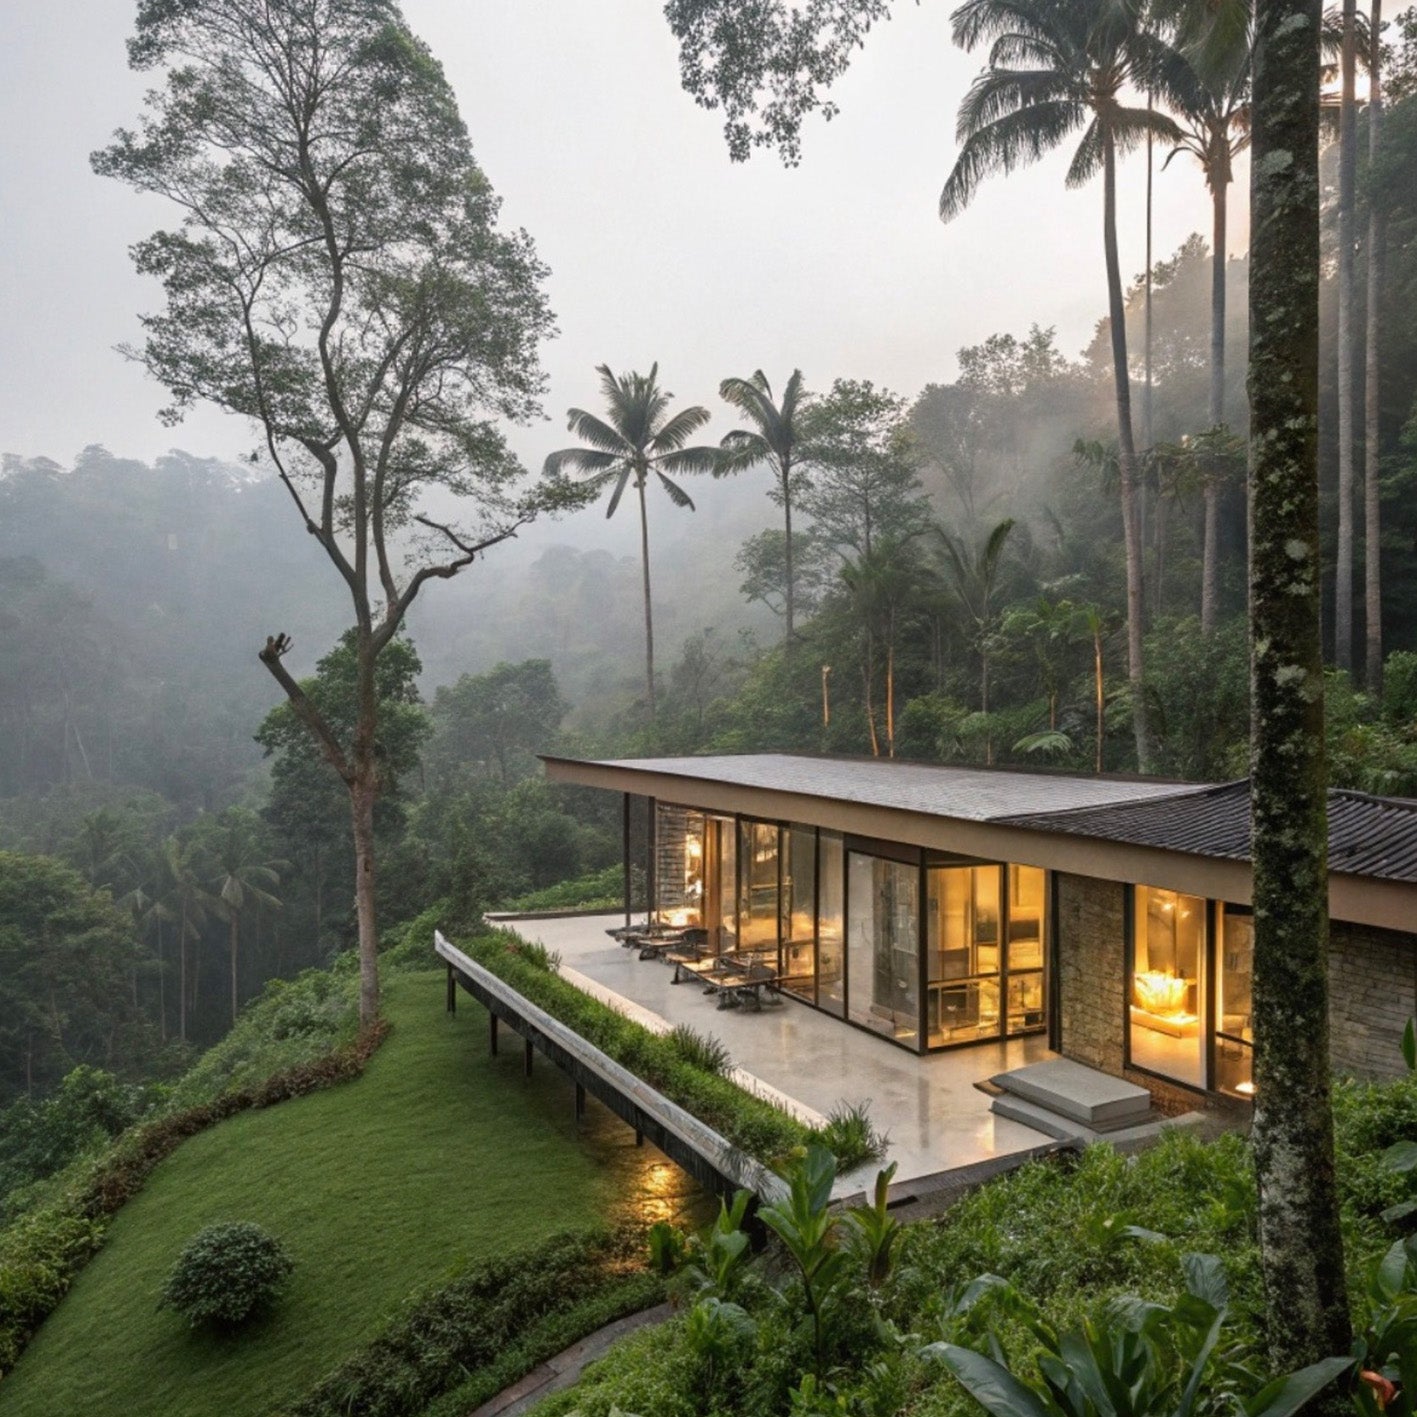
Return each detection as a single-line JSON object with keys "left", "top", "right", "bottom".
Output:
{"left": 846, "top": 852, "right": 920, "bottom": 1043}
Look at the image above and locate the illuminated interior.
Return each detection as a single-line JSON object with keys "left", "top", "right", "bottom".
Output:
{"left": 1129, "top": 885, "right": 1205, "bottom": 1087}
{"left": 1216, "top": 906, "right": 1255, "bottom": 1097}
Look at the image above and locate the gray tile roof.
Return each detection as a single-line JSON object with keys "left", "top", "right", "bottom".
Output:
{"left": 1001, "top": 779, "right": 1417, "bottom": 884}
{"left": 571, "top": 753, "right": 1208, "bottom": 823}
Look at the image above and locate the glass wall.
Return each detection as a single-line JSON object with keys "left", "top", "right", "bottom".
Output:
{"left": 1007, "top": 866, "right": 1047, "bottom": 1032}
{"left": 817, "top": 833, "right": 845, "bottom": 1017}
{"left": 847, "top": 853, "right": 920, "bottom": 1043}
{"left": 1129, "top": 886, "right": 1206, "bottom": 1087}
{"left": 781, "top": 827, "right": 817, "bottom": 1000}
{"left": 708, "top": 815, "right": 737, "bottom": 954}
{"left": 654, "top": 806, "right": 705, "bottom": 928}
{"left": 1215, "top": 906, "right": 1254, "bottom": 1097}
{"left": 738, "top": 821, "right": 781, "bottom": 959}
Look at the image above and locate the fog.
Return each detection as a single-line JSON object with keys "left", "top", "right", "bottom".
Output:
{"left": 2, "top": 0, "right": 1271, "bottom": 563}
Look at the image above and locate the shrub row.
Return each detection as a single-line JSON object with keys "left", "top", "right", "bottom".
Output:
{"left": 285, "top": 1228, "right": 664, "bottom": 1417}
{"left": 461, "top": 929, "right": 886, "bottom": 1170}
{"left": 0, "top": 1019, "right": 390, "bottom": 1376}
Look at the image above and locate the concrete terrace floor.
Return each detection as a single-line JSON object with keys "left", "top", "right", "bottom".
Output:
{"left": 507, "top": 913, "right": 1056, "bottom": 1189}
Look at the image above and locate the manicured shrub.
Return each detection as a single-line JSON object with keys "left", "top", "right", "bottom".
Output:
{"left": 160, "top": 1221, "right": 293, "bottom": 1328}
{"left": 814, "top": 1101, "right": 889, "bottom": 1172}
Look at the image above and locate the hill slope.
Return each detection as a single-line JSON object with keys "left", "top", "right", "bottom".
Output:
{"left": 1, "top": 969, "right": 682, "bottom": 1417}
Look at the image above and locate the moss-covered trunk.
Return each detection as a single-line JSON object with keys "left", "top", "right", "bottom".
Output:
{"left": 1247, "top": 0, "right": 1351, "bottom": 1370}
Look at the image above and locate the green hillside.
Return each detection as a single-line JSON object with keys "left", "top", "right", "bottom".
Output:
{"left": 1, "top": 969, "right": 686, "bottom": 1417}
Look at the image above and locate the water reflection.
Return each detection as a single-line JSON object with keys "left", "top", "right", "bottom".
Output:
{"left": 577, "top": 1098, "right": 715, "bottom": 1232}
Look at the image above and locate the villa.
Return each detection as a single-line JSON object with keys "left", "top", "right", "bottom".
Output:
{"left": 542, "top": 753, "right": 1417, "bottom": 1113}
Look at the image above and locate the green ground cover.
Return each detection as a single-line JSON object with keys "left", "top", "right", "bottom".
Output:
{"left": 0, "top": 969, "right": 671, "bottom": 1417}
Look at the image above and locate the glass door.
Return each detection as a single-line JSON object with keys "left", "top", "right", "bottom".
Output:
{"left": 1215, "top": 906, "right": 1254, "bottom": 1096}
{"left": 817, "top": 833, "right": 845, "bottom": 1016}
{"left": 925, "top": 865, "right": 1001, "bottom": 1045}
{"left": 738, "top": 821, "right": 781, "bottom": 963}
{"left": 780, "top": 827, "right": 817, "bottom": 1000}
{"left": 846, "top": 852, "right": 920, "bottom": 1044}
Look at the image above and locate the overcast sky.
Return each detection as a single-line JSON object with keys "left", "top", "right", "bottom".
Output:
{"left": 4, "top": 1, "right": 1401, "bottom": 490}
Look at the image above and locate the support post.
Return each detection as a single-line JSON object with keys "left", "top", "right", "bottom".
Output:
{"left": 489, "top": 1013, "right": 498, "bottom": 1056}
{"left": 623, "top": 792, "right": 632, "bottom": 928}
{"left": 634, "top": 1128, "right": 644, "bottom": 1147}
{"left": 575, "top": 1082, "right": 586, "bottom": 1121}
{"left": 524, "top": 1039, "right": 534, "bottom": 1078}
{"left": 446, "top": 961, "right": 456, "bottom": 1014}
{"left": 646, "top": 795, "right": 657, "bottom": 926}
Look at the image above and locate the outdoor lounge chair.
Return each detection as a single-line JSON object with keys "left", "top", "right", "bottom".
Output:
{"left": 701, "top": 956, "right": 782, "bottom": 1011}
{"left": 629, "top": 925, "right": 692, "bottom": 960}
{"left": 663, "top": 929, "right": 712, "bottom": 981}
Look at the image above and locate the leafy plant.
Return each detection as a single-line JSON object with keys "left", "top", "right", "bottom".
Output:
{"left": 648, "top": 1220, "right": 688, "bottom": 1277}
{"left": 843, "top": 1160, "right": 901, "bottom": 1290}
{"left": 761, "top": 1144, "right": 853, "bottom": 1375}
{"left": 683, "top": 1295, "right": 757, "bottom": 1384}
{"left": 666, "top": 1025, "right": 732, "bottom": 1077}
{"left": 924, "top": 1252, "right": 1352, "bottom": 1417}
{"left": 160, "top": 1221, "right": 293, "bottom": 1329}
{"left": 680, "top": 1190, "right": 753, "bottom": 1300}
{"left": 1352, "top": 1237, "right": 1417, "bottom": 1417}
{"left": 812, "top": 1101, "right": 889, "bottom": 1172}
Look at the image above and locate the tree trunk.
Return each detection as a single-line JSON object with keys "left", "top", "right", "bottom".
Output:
{"left": 1103, "top": 133, "right": 1153, "bottom": 772}
{"left": 1202, "top": 176, "right": 1228, "bottom": 634}
{"left": 1248, "top": 0, "right": 1352, "bottom": 1369}
{"left": 783, "top": 469, "right": 796, "bottom": 649}
{"left": 1094, "top": 628, "right": 1105, "bottom": 774}
{"left": 179, "top": 902, "right": 188, "bottom": 1044}
{"left": 156, "top": 917, "right": 167, "bottom": 1044}
{"left": 637, "top": 472, "right": 657, "bottom": 720}
{"left": 885, "top": 638, "right": 896, "bottom": 758}
{"left": 1335, "top": 0, "right": 1359, "bottom": 672}
{"left": 862, "top": 638, "right": 880, "bottom": 757}
{"left": 229, "top": 913, "right": 239, "bottom": 1026}
{"left": 1364, "top": 0, "right": 1385, "bottom": 692}
{"left": 351, "top": 769, "right": 379, "bottom": 1028}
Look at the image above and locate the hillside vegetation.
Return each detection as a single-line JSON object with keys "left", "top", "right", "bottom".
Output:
{"left": 0, "top": 969, "right": 685, "bottom": 1417}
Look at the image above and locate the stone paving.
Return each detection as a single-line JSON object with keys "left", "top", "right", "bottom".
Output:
{"left": 508, "top": 913, "right": 1056, "bottom": 1189}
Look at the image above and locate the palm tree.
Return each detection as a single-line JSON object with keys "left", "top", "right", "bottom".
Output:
{"left": 206, "top": 812, "right": 285, "bottom": 1026}
{"left": 940, "top": 0, "right": 1178, "bottom": 772}
{"left": 545, "top": 365, "right": 717, "bottom": 721}
{"left": 939, "top": 518, "right": 1016, "bottom": 764}
{"left": 1335, "top": 0, "right": 1360, "bottom": 672}
{"left": 162, "top": 834, "right": 213, "bottom": 1044}
{"left": 1160, "top": 28, "right": 1251, "bottom": 633}
{"left": 1364, "top": 0, "right": 1385, "bottom": 691}
{"left": 717, "top": 369, "right": 807, "bottom": 647}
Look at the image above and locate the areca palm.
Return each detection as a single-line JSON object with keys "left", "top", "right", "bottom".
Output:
{"left": 545, "top": 365, "right": 717, "bottom": 721}
{"left": 940, "top": 0, "right": 1180, "bottom": 773}
{"left": 717, "top": 369, "right": 808, "bottom": 646}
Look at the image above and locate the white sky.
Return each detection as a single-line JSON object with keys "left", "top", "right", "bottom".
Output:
{"left": 5, "top": 2, "right": 1403, "bottom": 497}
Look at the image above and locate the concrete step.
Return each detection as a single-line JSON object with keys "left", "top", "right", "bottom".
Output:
{"left": 990, "top": 1093, "right": 1095, "bottom": 1143}
{"left": 990, "top": 1058, "right": 1152, "bottom": 1130}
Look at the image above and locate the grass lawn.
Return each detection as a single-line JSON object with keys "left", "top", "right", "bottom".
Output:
{"left": 1, "top": 969, "right": 694, "bottom": 1417}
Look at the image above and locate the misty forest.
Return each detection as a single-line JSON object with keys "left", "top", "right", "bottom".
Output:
{"left": 3, "top": 0, "right": 1417, "bottom": 1415}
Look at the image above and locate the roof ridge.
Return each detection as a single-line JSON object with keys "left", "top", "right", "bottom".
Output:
{"left": 995, "top": 777, "right": 1241, "bottom": 824}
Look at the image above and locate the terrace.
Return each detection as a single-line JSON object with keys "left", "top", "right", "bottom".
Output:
{"left": 502, "top": 911, "right": 1061, "bottom": 1190}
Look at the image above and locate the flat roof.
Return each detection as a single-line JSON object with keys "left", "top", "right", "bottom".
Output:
{"left": 549, "top": 752, "right": 1204, "bottom": 823}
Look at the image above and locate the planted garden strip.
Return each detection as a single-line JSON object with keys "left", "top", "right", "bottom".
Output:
{"left": 0, "top": 1020, "right": 391, "bottom": 1376}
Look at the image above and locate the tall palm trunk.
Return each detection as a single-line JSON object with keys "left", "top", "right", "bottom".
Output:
{"left": 156, "top": 917, "right": 167, "bottom": 1043}
{"left": 1364, "top": 0, "right": 1385, "bottom": 691}
{"left": 636, "top": 471, "right": 657, "bottom": 721}
{"left": 1248, "top": 0, "right": 1351, "bottom": 1367}
{"left": 1335, "top": 0, "right": 1359, "bottom": 671}
{"left": 179, "top": 901, "right": 188, "bottom": 1044}
{"left": 228, "top": 912, "right": 240, "bottom": 1025}
{"left": 1103, "top": 131, "right": 1153, "bottom": 772}
{"left": 1093, "top": 625, "right": 1105, "bottom": 773}
{"left": 1202, "top": 169, "right": 1228, "bottom": 634}
{"left": 783, "top": 476, "right": 796, "bottom": 648}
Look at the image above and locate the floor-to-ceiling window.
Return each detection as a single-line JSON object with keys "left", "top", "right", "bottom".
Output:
{"left": 847, "top": 852, "right": 920, "bottom": 1043}
{"left": 781, "top": 826, "right": 817, "bottom": 1000}
{"left": 654, "top": 805, "right": 706, "bottom": 928}
{"left": 1215, "top": 905, "right": 1254, "bottom": 1097}
{"left": 706, "top": 815, "right": 737, "bottom": 954}
{"left": 925, "top": 864, "right": 1000, "bottom": 1045}
{"left": 818, "top": 833, "right": 845, "bottom": 1016}
{"left": 1007, "top": 865, "right": 1046, "bottom": 1034}
{"left": 1129, "top": 886, "right": 1206, "bottom": 1087}
{"left": 738, "top": 821, "right": 781, "bottom": 961}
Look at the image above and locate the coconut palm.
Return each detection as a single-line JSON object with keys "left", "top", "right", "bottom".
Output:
{"left": 717, "top": 369, "right": 808, "bottom": 647}
{"left": 545, "top": 365, "right": 717, "bottom": 721}
{"left": 205, "top": 811, "right": 285, "bottom": 1026}
{"left": 940, "top": 0, "right": 1179, "bottom": 773}
{"left": 162, "top": 834, "right": 213, "bottom": 1044}
{"left": 938, "top": 518, "right": 1016, "bottom": 764}
{"left": 1159, "top": 27, "right": 1251, "bottom": 633}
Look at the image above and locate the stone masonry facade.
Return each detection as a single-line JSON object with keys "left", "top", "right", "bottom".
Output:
{"left": 1055, "top": 870, "right": 1417, "bottom": 1099}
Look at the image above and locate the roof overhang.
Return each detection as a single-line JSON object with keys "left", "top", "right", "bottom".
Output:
{"left": 543, "top": 755, "right": 1415, "bottom": 934}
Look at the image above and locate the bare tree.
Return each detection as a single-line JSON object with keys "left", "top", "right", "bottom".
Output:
{"left": 96, "top": 0, "right": 570, "bottom": 1026}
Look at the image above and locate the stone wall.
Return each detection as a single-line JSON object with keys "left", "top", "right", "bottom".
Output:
{"left": 1330, "top": 920, "right": 1417, "bottom": 1079}
{"left": 1054, "top": 872, "right": 1127, "bottom": 1074}
{"left": 1055, "top": 870, "right": 1417, "bottom": 1092}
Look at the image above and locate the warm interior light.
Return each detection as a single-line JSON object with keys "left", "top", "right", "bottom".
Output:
{"left": 1235, "top": 1080, "right": 1257, "bottom": 1097}
{"left": 1134, "top": 970, "right": 1189, "bottom": 1014}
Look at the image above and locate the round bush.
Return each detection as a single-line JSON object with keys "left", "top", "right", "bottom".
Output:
{"left": 161, "top": 1221, "right": 294, "bottom": 1328}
